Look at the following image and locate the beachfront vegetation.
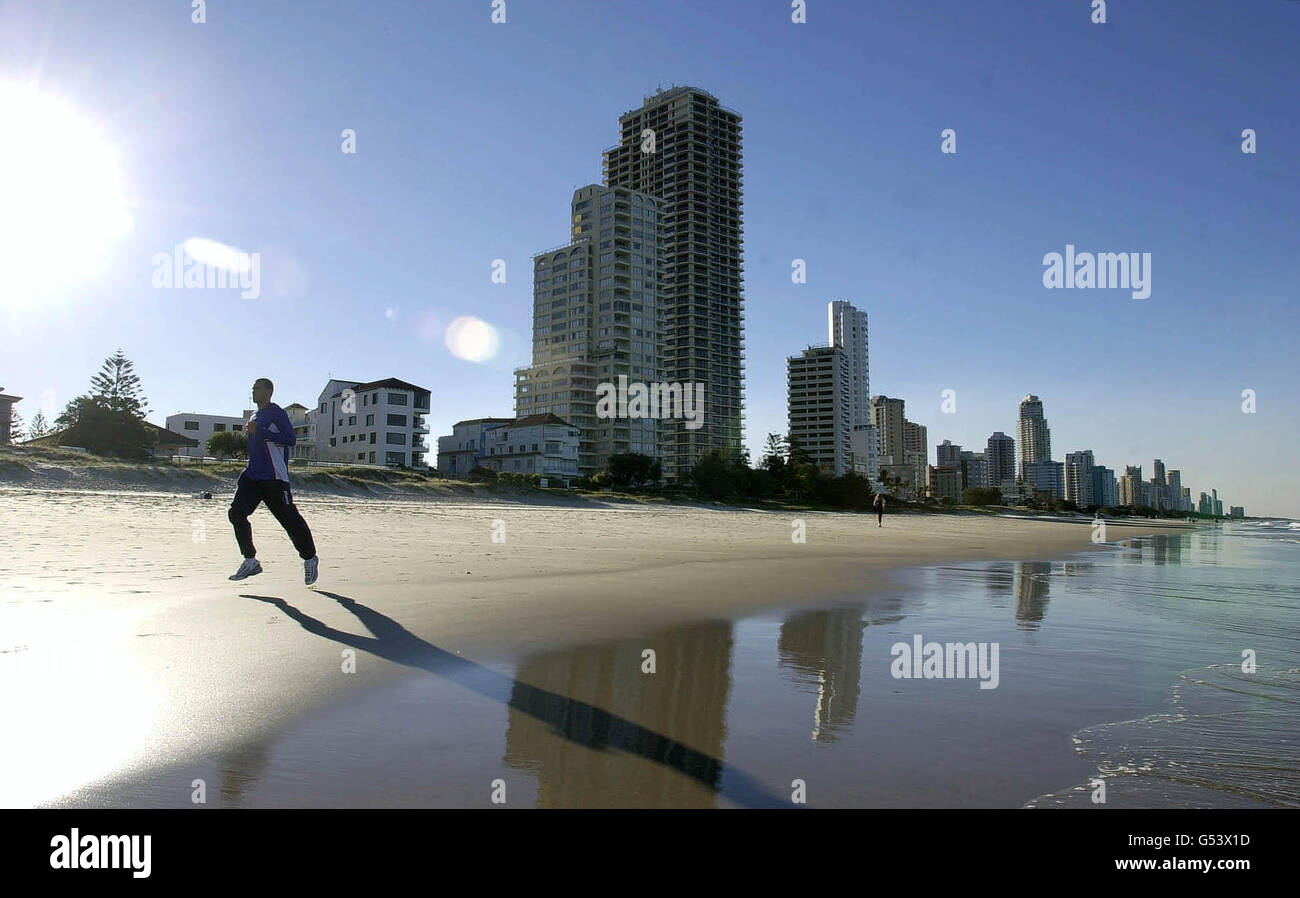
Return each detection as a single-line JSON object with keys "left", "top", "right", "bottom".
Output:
{"left": 962, "top": 487, "right": 1002, "bottom": 506}
{"left": 207, "top": 430, "right": 249, "bottom": 459}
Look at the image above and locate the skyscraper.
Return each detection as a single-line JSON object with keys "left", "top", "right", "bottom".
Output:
{"left": 1120, "top": 465, "right": 1143, "bottom": 507}
{"left": 603, "top": 86, "right": 743, "bottom": 480}
{"left": 1151, "top": 459, "right": 1167, "bottom": 510}
{"left": 870, "top": 396, "right": 906, "bottom": 466}
{"left": 514, "top": 184, "right": 663, "bottom": 476}
{"left": 1090, "top": 465, "right": 1119, "bottom": 509}
{"left": 1016, "top": 395, "right": 1051, "bottom": 479}
{"left": 987, "top": 431, "right": 1016, "bottom": 488}
{"left": 787, "top": 345, "right": 851, "bottom": 477}
{"left": 1165, "top": 469, "right": 1183, "bottom": 511}
{"left": 936, "top": 440, "right": 962, "bottom": 467}
{"left": 1065, "top": 450, "right": 1095, "bottom": 507}
{"left": 828, "top": 301, "right": 869, "bottom": 429}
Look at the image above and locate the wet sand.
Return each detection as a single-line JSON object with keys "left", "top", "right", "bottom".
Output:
{"left": 0, "top": 488, "right": 1189, "bottom": 807}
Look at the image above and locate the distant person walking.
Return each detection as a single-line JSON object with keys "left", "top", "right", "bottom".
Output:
{"left": 228, "top": 377, "right": 319, "bottom": 585}
{"left": 873, "top": 492, "right": 886, "bottom": 527}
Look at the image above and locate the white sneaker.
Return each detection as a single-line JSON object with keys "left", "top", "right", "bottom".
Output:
{"left": 304, "top": 556, "right": 319, "bottom": 586}
{"left": 229, "top": 558, "right": 262, "bottom": 580}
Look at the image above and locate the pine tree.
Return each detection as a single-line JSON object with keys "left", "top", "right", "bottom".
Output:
{"left": 89, "top": 349, "right": 150, "bottom": 418}
{"left": 8, "top": 406, "right": 23, "bottom": 443}
{"left": 27, "top": 411, "right": 50, "bottom": 440}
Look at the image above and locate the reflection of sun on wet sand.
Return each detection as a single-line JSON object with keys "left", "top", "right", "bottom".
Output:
{"left": 0, "top": 489, "right": 1189, "bottom": 807}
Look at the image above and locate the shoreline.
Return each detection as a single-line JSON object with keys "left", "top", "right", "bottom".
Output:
{"left": 0, "top": 487, "right": 1192, "bottom": 807}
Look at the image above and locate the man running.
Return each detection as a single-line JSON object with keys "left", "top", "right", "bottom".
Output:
{"left": 228, "top": 377, "right": 319, "bottom": 585}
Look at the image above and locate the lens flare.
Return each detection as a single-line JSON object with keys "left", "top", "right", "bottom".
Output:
{"left": 445, "top": 316, "right": 500, "bottom": 362}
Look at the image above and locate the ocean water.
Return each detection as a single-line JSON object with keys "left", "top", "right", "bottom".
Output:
{"left": 54, "top": 522, "right": 1299, "bottom": 809}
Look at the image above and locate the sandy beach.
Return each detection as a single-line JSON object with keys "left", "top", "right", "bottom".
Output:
{"left": 0, "top": 480, "right": 1194, "bottom": 808}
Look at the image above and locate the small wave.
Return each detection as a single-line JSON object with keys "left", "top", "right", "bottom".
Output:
{"left": 1026, "top": 664, "right": 1300, "bottom": 808}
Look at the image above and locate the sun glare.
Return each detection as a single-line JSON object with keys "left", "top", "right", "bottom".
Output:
{"left": 0, "top": 83, "right": 134, "bottom": 305}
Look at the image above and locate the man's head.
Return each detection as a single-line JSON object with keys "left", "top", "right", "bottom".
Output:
{"left": 252, "top": 378, "right": 274, "bottom": 405}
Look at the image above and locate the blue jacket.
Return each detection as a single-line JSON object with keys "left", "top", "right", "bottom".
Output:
{"left": 244, "top": 402, "right": 295, "bottom": 481}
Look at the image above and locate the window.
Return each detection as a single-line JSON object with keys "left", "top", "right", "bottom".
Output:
{"left": 366, "top": 414, "right": 374, "bottom": 426}
{"left": 386, "top": 432, "right": 407, "bottom": 445}
{"left": 183, "top": 421, "right": 199, "bottom": 431}
{"left": 233, "top": 424, "right": 243, "bottom": 432}
{"left": 212, "top": 423, "right": 226, "bottom": 432}
{"left": 532, "top": 444, "right": 539, "bottom": 452}
{"left": 348, "top": 416, "right": 356, "bottom": 426}
{"left": 387, "top": 414, "right": 408, "bottom": 427}
{"left": 370, "top": 432, "right": 376, "bottom": 444}
{"left": 372, "top": 392, "right": 378, "bottom": 404}
{"left": 388, "top": 393, "right": 408, "bottom": 406}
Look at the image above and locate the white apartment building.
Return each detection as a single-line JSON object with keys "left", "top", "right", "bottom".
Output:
{"left": 436, "top": 417, "right": 514, "bottom": 477}
{"left": 481, "top": 413, "right": 581, "bottom": 484}
{"left": 308, "top": 377, "right": 431, "bottom": 468}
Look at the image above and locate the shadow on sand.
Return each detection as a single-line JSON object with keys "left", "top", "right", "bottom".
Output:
{"left": 240, "top": 590, "right": 787, "bottom": 808}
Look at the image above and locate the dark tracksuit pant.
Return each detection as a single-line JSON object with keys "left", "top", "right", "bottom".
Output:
{"left": 228, "top": 471, "right": 316, "bottom": 560}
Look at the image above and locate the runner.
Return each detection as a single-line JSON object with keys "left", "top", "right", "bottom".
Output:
{"left": 227, "top": 377, "right": 319, "bottom": 585}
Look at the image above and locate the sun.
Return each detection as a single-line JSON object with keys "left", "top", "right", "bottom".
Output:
{"left": 0, "top": 83, "right": 134, "bottom": 307}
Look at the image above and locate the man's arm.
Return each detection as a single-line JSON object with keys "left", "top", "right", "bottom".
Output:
{"left": 262, "top": 408, "right": 297, "bottom": 447}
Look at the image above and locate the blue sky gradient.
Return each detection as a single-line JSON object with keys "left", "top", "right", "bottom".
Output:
{"left": 1, "top": 0, "right": 1295, "bottom": 515}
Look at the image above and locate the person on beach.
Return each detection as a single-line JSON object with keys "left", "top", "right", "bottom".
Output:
{"left": 873, "top": 492, "right": 885, "bottom": 527}
{"left": 228, "top": 377, "right": 319, "bottom": 585}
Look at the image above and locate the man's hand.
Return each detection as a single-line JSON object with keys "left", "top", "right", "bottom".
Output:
{"left": 247, "top": 419, "right": 257, "bottom": 435}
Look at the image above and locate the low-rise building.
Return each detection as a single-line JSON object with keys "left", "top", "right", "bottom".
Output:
{"left": 436, "top": 417, "right": 515, "bottom": 477}
{"left": 481, "top": 413, "right": 581, "bottom": 485}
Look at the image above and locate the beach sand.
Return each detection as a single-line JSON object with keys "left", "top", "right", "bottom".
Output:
{"left": 0, "top": 486, "right": 1189, "bottom": 807}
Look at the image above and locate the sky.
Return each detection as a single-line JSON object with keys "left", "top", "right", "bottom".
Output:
{"left": 0, "top": 0, "right": 1296, "bottom": 516}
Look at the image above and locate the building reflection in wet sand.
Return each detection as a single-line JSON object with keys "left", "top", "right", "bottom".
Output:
{"left": 777, "top": 606, "right": 867, "bottom": 742}
{"left": 502, "top": 620, "right": 738, "bottom": 807}
{"left": 1013, "top": 561, "right": 1052, "bottom": 630}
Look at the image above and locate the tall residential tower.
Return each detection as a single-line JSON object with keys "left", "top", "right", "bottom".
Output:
{"left": 603, "top": 86, "right": 744, "bottom": 480}
{"left": 1017, "top": 394, "right": 1052, "bottom": 479}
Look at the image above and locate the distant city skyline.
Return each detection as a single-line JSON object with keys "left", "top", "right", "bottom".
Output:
{"left": 0, "top": 1, "right": 1294, "bottom": 515}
